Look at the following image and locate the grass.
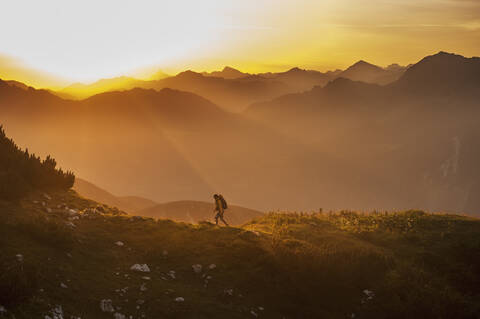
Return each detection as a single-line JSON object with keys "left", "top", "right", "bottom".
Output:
{"left": 0, "top": 192, "right": 479, "bottom": 318}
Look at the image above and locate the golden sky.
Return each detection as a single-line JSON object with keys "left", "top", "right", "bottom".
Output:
{"left": 0, "top": 0, "right": 479, "bottom": 87}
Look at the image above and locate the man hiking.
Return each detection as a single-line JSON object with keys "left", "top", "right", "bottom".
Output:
{"left": 213, "top": 194, "right": 229, "bottom": 226}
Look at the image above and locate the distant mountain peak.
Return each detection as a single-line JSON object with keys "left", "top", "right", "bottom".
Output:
{"left": 176, "top": 70, "right": 203, "bottom": 79}
{"left": 349, "top": 60, "right": 382, "bottom": 70}
{"left": 287, "top": 67, "right": 303, "bottom": 72}
{"left": 222, "top": 66, "right": 240, "bottom": 72}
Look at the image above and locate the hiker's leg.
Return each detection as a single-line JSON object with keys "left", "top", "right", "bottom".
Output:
{"left": 215, "top": 213, "right": 219, "bottom": 225}
{"left": 220, "top": 215, "right": 229, "bottom": 226}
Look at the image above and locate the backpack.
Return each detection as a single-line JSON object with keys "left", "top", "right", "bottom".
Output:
{"left": 219, "top": 195, "right": 228, "bottom": 209}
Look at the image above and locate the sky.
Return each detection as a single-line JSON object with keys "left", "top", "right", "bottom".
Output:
{"left": 0, "top": 0, "right": 479, "bottom": 87}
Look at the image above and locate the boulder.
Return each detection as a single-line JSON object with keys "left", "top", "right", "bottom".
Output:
{"left": 192, "top": 264, "right": 202, "bottom": 274}
{"left": 115, "top": 241, "right": 124, "bottom": 247}
{"left": 100, "top": 299, "right": 115, "bottom": 312}
{"left": 175, "top": 297, "right": 184, "bottom": 302}
{"left": 130, "top": 264, "right": 150, "bottom": 272}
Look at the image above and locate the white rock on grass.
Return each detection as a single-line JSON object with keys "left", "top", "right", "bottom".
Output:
{"left": 192, "top": 264, "right": 202, "bottom": 274}
{"left": 65, "top": 221, "right": 76, "bottom": 228}
{"left": 45, "top": 305, "right": 63, "bottom": 319}
{"left": 168, "top": 270, "right": 176, "bottom": 279}
{"left": 100, "top": 299, "right": 115, "bottom": 312}
{"left": 141, "top": 276, "right": 151, "bottom": 280}
{"left": 130, "top": 264, "right": 150, "bottom": 272}
{"left": 115, "top": 241, "right": 124, "bottom": 247}
{"left": 250, "top": 310, "right": 258, "bottom": 317}
{"left": 60, "top": 282, "right": 68, "bottom": 289}
{"left": 174, "top": 297, "right": 184, "bottom": 302}
{"left": 363, "top": 289, "right": 375, "bottom": 300}
{"left": 0, "top": 306, "right": 7, "bottom": 314}
{"left": 208, "top": 264, "right": 216, "bottom": 270}
{"left": 16, "top": 254, "right": 23, "bottom": 262}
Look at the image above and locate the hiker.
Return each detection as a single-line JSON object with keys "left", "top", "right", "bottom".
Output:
{"left": 213, "top": 194, "right": 229, "bottom": 226}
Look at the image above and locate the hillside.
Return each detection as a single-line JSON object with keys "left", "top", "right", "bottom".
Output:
{"left": 1, "top": 189, "right": 479, "bottom": 319}
{"left": 73, "top": 178, "right": 157, "bottom": 213}
{"left": 136, "top": 200, "right": 263, "bottom": 226}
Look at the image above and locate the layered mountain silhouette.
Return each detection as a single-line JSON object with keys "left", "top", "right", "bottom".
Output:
{"left": 49, "top": 61, "right": 407, "bottom": 112}
{"left": 338, "top": 60, "right": 405, "bottom": 84}
{"left": 1, "top": 51, "right": 479, "bottom": 214}
{"left": 202, "top": 66, "right": 248, "bottom": 79}
{"left": 73, "top": 178, "right": 157, "bottom": 212}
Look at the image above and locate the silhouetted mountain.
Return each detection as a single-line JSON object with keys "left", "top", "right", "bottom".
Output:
{"left": 73, "top": 178, "right": 157, "bottom": 212}
{"left": 59, "top": 76, "right": 149, "bottom": 99}
{"left": 136, "top": 200, "right": 263, "bottom": 225}
{"left": 246, "top": 52, "right": 480, "bottom": 214}
{"left": 392, "top": 51, "right": 480, "bottom": 96}
{"left": 258, "top": 67, "right": 333, "bottom": 92}
{"left": 140, "top": 70, "right": 292, "bottom": 112}
{"left": 339, "top": 60, "right": 404, "bottom": 84}
{"left": 202, "top": 66, "right": 248, "bottom": 79}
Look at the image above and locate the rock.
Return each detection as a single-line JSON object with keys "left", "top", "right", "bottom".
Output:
{"left": 192, "top": 264, "right": 202, "bottom": 274}
{"left": 208, "top": 264, "right": 216, "bottom": 270}
{"left": 141, "top": 276, "right": 151, "bottom": 280}
{"left": 114, "top": 313, "right": 126, "bottom": 319}
{"left": 65, "top": 221, "right": 76, "bottom": 228}
{"left": 0, "top": 306, "right": 6, "bottom": 314}
{"left": 100, "top": 299, "right": 115, "bottom": 312}
{"left": 60, "top": 282, "right": 68, "bottom": 289}
{"left": 43, "top": 193, "right": 52, "bottom": 200}
{"left": 95, "top": 205, "right": 106, "bottom": 213}
{"left": 258, "top": 306, "right": 264, "bottom": 311}
{"left": 224, "top": 288, "right": 234, "bottom": 296}
{"left": 67, "top": 209, "right": 78, "bottom": 216}
{"left": 175, "top": 297, "right": 184, "bottom": 302}
{"left": 363, "top": 289, "right": 375, "bottom": 300}
{"left": 115, "top": 241, "right": 124, "bottom": 246}
{"left": 46, "top": 305, "right": 63, "bottom": 319}
{"left": 130, "top": 264, "right": 150, "bottom": 272}
{"left": 140, "top": 283, "right": 147, "bottom": 292}
{"left": 16, "top": 254, "right": 23, "bottom": 262}
{"left": 168, "top": 270, "right": 176, "bottom": 279}
{"left": 250, "top": 310, "right": 258, "bottom": 317}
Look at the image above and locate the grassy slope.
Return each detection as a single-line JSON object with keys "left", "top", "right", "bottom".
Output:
{"left": 0, "top": 190, "right": 479, "bottom": 319}
{"left": 136, "top": 200, "right": 263, "bottom": 226}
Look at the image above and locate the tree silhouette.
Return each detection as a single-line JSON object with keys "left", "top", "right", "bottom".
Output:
{"left": 0, "top": 125, "right": 75, "bottom": 201}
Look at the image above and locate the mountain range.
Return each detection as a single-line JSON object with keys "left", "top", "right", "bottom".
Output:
{"left": 1, "top": 51, "right": 479, "bottom": 214}
{"left": 51, "top": 60, "right": 407, "bottom": 112}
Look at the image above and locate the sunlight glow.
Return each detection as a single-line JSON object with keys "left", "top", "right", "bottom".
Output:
{"left": 0, "top": 0, "right": 479, "bottom": 87}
